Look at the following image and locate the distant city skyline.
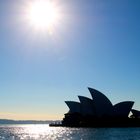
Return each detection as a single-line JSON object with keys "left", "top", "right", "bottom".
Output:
{"left": 0, "top": 0, "right": 140, "bottom": 120}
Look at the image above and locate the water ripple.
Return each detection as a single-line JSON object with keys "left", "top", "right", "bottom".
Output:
{"left": 0, "top": 124, "right": 140, "bottom": 140}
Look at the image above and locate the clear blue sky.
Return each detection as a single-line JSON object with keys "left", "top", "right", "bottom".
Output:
{"left": 0, "top": 0, "right": 140, "bottom": 120}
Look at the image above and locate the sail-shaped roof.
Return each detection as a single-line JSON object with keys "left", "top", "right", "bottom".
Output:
{"left": 78, "top": 96, "right": 95, "bottom": 116}
{"left": 113, "top": 101, "right": 134, "bottom": 118}
{"left": 131, "top": 109, "right": 140, "bottom": 118}
{"left": 65, "top": 101, "right": 81, "bottom": 113}
{"left": 88, "top": 87, "right": 114, "bottom": 117}
{"left": 64, "top": 88, "right": 135, "bottom": 119}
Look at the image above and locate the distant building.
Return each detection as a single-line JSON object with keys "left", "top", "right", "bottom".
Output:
{"left": 62, "top": 87, "right": 136, "bottom": 126}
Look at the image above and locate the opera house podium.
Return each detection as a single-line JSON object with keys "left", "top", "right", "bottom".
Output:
{"left": 50, "top": 87, "right": 140, "bottom": 127}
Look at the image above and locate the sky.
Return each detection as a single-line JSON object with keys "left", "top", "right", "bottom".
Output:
{"left": 0, "top": 0, "right": 140, "bottom": 120}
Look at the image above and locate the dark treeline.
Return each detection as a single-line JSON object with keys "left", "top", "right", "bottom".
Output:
{"left": 0, "top": 119, "right": 60, "bottom": 124}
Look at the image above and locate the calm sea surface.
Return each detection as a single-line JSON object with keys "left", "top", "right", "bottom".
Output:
{"left": 0, "top": 124, "right": 140, "bottom": 140}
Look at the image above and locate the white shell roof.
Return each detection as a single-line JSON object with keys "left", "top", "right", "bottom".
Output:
{"left": 78, "top": 96, "right": 95, "bottom": 116}
{"left": 65, "top": 87, "right": 135, "bottom": 118}
{"left": 113, "top": 101, "right": 134, "bottom": 117}
{"left": 65, "top": 101, "right": 81, "bottom": 113}
{"left": 88, "top": 87, "right": 114, "bottom": 117}
{"left": 131, "top": 109, "right": 140, "bottom": 117}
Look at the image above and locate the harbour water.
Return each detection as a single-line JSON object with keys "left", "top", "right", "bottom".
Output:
{"left": 0, "top": 124, "right": 140, "bottom": 140}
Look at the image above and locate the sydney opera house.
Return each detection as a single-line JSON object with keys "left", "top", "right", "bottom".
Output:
{"left": 60, "top": 87, "right": 140, "bottom": 127}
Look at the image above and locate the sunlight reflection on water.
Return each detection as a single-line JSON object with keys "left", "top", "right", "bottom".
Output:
{"left": 0, "top": 124, "right": 140, "bottom": 140}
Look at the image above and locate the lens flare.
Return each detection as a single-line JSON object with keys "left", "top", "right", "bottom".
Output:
{"left": 27, "top": 0, "right": 60, "bottom": 30}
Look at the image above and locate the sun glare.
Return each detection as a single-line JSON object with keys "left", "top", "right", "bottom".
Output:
{"left": 27, "top": 0, "right": 59, "bottom": 30}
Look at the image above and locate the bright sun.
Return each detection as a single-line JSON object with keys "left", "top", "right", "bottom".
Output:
{"left": 27, "top": 0, "right": 59, "bottom": 30}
